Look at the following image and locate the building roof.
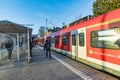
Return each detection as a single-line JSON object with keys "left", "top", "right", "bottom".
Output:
{"left": 0, "top": 20, "right": 32, "bottom": 34}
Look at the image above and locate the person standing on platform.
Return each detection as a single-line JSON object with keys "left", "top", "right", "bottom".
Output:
{"left": 5, "top": 38, "right": 13, "bottom": 61}
{"left": 30, "top": 41, "right": 34, "bottom": 58}
{"left": 44, "top": 40, "right": 51, "bottom": 59}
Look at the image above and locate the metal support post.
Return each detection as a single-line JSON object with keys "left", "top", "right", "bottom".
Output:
{"left": 17, "top": 34, "right": 20, "bottom": 63}
{"left": 27, "top": 28, "right": 30, "bottom": 63}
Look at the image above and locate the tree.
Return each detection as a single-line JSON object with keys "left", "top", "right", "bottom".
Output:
{"left": 93, "top": 0, "right": 120, "bottom": 17}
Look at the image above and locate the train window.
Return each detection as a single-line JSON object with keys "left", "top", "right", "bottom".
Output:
{"left": 72, "top": 34, "right": 76, "bottom": 45}
{"left": 51, "top": 37, "right": 54, "bottom": 43}
{"left": 79, "top": 33, "right": 84, "bottom": 46}
{"left": 55, "top": 36, "right": 59, "bottom": 43}
{"left": 91, "top": 28, "right": 120, "bottom": 49}
{"left": 62, "top": 35, "right": 68, "bottom": 44}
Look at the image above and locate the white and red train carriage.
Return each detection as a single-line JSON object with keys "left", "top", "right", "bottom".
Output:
{"left": 38, "top": 9, "right": 120, "bottom": 77}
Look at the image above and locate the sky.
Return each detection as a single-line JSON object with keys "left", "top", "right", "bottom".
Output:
{"left": 0, "top": 0, "right": 95, "bottom": 34}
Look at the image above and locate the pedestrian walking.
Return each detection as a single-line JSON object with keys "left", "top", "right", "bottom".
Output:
{"left": 5, "top": 38, "right": 13, "bottom": 61}
{"left": 30, "top": 41, "right": 34, "bottom": 57}
{"left": 44, "top": 40, "right": 51, "bottom": 59}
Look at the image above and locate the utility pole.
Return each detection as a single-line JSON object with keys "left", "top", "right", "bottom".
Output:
{"left": 46, "top": 18, "right": 47, "bottom": 29}
{"left": 46, "top": 18, "right": 48, "bottom": 34}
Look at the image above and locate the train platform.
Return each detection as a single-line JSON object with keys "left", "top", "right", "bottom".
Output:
{"left": 0, "top": 45, "right": 119, "bottom": 80}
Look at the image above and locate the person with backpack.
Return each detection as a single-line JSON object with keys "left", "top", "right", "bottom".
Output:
{"left": 44, "top": 40, "right": 51, "bottom": 59}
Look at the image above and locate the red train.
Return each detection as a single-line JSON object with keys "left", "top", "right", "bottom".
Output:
{"left": 38, "top": 9, "right": 120, "bottom": 77}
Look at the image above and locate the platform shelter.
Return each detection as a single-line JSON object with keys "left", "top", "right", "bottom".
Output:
{"left": 0, "top": 20, "right": 32, "bottom": 64}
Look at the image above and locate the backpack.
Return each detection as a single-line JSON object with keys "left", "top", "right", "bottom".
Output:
{"left": 5, "top": 43, "right": 10, "bottom": 48}
{"left": 46, "top": 43, "right": 50, "bottom": 49}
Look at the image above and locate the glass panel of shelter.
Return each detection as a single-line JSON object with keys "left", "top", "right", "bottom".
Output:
{"left": 0, "top": 33, "right": 29, "bottom": 65}
{"left": 0, "top": 33, "right": 17, "bottom": 64}
{"left": 19, "top": 34, "right": 28, "bottom": 62}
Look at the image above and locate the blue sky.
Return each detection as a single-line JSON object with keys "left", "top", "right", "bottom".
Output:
{"left": 0, "top": 0, "right": 95, "bottom": 34}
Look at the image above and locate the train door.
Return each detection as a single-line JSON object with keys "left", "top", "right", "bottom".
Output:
{"left": 77, "top": 28, "right": 87, "bottom": 60}
{"left": 71, "top": 30, "right": 78, "bottom": 60}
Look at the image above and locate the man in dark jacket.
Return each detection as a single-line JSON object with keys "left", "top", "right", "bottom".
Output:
{"left": 5, "top": 39, "right": 13, "bottom": 60}
{"left": 30, "top": 41, "right": 34, "bottom": 57}
{"left": 44, "top": 40, "right": 51, "bottom": 59}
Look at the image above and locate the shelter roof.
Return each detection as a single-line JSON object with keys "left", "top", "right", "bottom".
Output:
{"left": 0, "top": 20, "right": 32, "bottom": 34}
